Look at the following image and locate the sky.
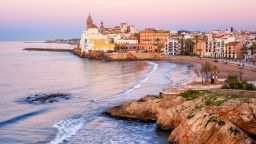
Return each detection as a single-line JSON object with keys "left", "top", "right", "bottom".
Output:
{"left": 0, "top": 0, "right": 256, "bottom": 41}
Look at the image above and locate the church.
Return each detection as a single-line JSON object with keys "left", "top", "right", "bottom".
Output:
{"left": 85, "top": 14, "right": 136, "bottom": 34}
{"left": 79, "top": 14, "right": 117, "bottom": 53}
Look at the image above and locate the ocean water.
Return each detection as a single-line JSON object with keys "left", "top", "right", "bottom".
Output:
{"left": 0, "top": 42, "right": 195, "bottom": 144}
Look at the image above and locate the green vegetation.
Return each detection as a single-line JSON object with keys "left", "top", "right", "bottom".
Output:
{"left": 133, "top": 33, "right": 139, "bottom": 38}
{"left": 250, "top": 44, "right": 256, "bottom": 55}
{"left": 179, "top": 89, "right": 201, "bottom": 100}
{"left": 205, "top": 116, "right": 226, "bottom": 128}
{"left": 222, "top": 75, "right": 256, "bottom": 91}
{"left": 180, "top": 89, "right": 252, "bottom": 120}
{"left": 180, "top": 89, "right": 251, "bottom": 106}
{"left": 180, "top": 38, "right": 195, "bottom": 55}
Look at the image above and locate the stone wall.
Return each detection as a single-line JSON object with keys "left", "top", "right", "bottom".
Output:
{"left": 105, "top": 52, "right": 161, "bottom": 60}
{"left": 73, "top": 48, "right": 162, "bottom": 60}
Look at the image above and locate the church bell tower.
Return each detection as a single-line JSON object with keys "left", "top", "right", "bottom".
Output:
{"left": 86, "top": 13, "right": 93, "bottom": 29}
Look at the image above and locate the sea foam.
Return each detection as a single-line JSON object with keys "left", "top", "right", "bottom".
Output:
{"left": 48, "top": 61, "right": 159, "bottom": 144}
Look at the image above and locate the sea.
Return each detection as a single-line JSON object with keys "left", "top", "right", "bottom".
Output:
{"left": 0, "top": 42, "right": 195, "bottom": 144}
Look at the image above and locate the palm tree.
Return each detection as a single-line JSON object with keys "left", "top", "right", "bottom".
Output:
{"left": 155, "top": 38, "right": 162, "bottom": 53}
{"left": 194, "top": 35, "right": 200, "bottom": 55}
{"left": 184, "top": 39, "right": 195, "bottom": 55}
{"left": 200, "top": 35, "right": 208, "bottom": 57}
{"left": 201, "top": 62, "right": 218, "bottom": 84}
{"left": 250, "top": 44, "right": 256, "bottom": 55}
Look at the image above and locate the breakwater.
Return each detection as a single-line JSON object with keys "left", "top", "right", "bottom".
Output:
{"left": 23, "top": 48, "right": 73, "bottom": 52}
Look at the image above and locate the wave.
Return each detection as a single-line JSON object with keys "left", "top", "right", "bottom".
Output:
{"left": 48, "top": 61, "right": 159, "bottom": 144}
{"left": 49, "top": 116, "right": 84, "bottom": 144}
{"left": 0, "top": 109, "right": 49, "bottom": 128}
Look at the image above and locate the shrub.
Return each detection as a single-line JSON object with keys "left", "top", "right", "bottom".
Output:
{"left": 222, "top": 75, "right": 256, "bottom": 91}
{"left": 179, "top": 89, "right": 200, "bottom": 100}
{"left": 245, "top": 83, "right": 256, "bottom": 91}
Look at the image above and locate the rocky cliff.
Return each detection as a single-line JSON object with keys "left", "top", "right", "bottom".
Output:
{"left": 107, "top": 90, "right": 256, "bottom": 144}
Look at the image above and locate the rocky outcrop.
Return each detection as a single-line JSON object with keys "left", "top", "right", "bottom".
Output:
{"left": 107, "top": 91, "right": 256, "bottom": 144}
{"left": 18, "top": 93, "right": 71, "bottom": 104}
{"left": 107, "top": 95, "right": 160, "bottom": 121}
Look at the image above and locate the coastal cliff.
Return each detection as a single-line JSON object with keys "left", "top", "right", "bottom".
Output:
{"left": 107, "top": 90, "right": 256, "bottom": 144}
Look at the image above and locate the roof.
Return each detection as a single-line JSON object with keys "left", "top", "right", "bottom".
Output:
{"left": 88, "top": 24, "right": 98, "bottom": 29}
{"left": 225, "top": 42, "right": 240, "bottom": 47}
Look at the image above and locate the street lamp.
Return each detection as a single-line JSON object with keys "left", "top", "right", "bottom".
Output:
{"left": 238, "top": 66, "right": 244, "bottom": 81}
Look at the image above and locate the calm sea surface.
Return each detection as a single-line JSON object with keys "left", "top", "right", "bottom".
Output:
{"left": 0, "top": 42, "right": 195, "bottom": 144}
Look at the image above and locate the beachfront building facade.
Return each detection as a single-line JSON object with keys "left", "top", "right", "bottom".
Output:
{"left": 138, "top": 28, "right": 169, "bottom": 52}
{"left": 199, "top": 33, "right": 239, "bottom": 58}
{"left": 163, "top": 34, "right": 184, "bottom": 55}
{"left": 224, "top": 42, "right": 243, "bottom": 59}
{"left": 193, "top": 34, "right": 208, "bottom": 56}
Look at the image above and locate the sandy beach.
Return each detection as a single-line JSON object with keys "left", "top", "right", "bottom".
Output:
{"left": 163, "top": 56, "right": 256, "bottom": 81}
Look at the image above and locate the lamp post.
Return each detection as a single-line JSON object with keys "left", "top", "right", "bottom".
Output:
{"left": 238, "top": 66, "right": 244, "bottom": 81}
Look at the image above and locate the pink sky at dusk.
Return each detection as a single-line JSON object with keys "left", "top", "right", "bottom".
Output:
{"left": 0, "top": 0, "right": 256, "bottom": 40}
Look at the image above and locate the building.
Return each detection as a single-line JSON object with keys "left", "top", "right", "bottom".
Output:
{"left": 79, "top": 15, "right": 115, "bottom": 52}
{"left": 80, "top": 28, "right": 115, "bottom": 52}
{"left": 86, "top": 14, "right": 98, "bottom": 30}
{"left": 114, "top": 34, "right": 138, "bottom": 45}
{"left": 244, "top": 33, "right": 256, "bottom": 60}
{"left": 163, "top": 34, "right": 184, "bottom": 55}
{"left": 99, "top": 20, "right": 137, "bottom": 34}
{"left": 224, "top": 42, "right": 243, "bottom": 59}
{"left": 202, "top": 33, "right": 239, "bottom": 58}
{"left": 193, "top": 34, "right": 207, "bottom": 56}
{"left": 139, "top": 28, "right": 169, "bottom": 52}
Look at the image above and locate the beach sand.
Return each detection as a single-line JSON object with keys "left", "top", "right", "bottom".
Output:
{"left": 164, "top": 56, "right": 256, "bottom": 81}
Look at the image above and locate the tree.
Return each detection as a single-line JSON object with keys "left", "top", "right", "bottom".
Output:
{"left": 250, "top": 44, "right": 256, "bottom": 55}
{"left": 201, "top": 62, "right": 218, "bottom": 84}
{"left": 184, "top": 39, "right": 195, "bottom": 55}
{"left": 134, "top": 33, "right": 139, "bottom": 38}
{"left": 179, "top": 36, "right": 186, "bottom": 55}
{"left": 155, "top": 38, "right": 163, "bottom": 53}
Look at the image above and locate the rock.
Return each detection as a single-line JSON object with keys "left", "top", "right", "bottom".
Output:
{"left": 168, "top": 107, "right": 255, "bottom": 144}
{"left": 20, "top": 93, "right": 71, "bottom": 104}
{"left": 107, "top": 92, "right": 256, "bottom": 144}
{"left": 107, "top": 95, "right": 159, "bottom": 121}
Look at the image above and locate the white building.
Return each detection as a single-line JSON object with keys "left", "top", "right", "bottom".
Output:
{"left": 80, "top": 27, "right": 114, "bottom": 52}
{"left": 114, "top": 34, "right": 138, "bottom": 45}
{"left": 205, "top": 34, "right": 238, "bottom": 58}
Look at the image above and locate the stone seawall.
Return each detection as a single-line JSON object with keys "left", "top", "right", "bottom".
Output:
{"left": 73, "top": 48, "right": 162, "bottom": 60}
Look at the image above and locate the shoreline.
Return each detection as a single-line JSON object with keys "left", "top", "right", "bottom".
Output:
{"left": 73, "top": 48, "right": 256, "bottom": 81}
{"left": 22, "top": 47, "right": 256, "bottom": 82}
{"left": 23, "top": 47, "right": 256, "bottom": 81}
{"left": 162, "top": 56, "right": 256, "bottom": 81}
